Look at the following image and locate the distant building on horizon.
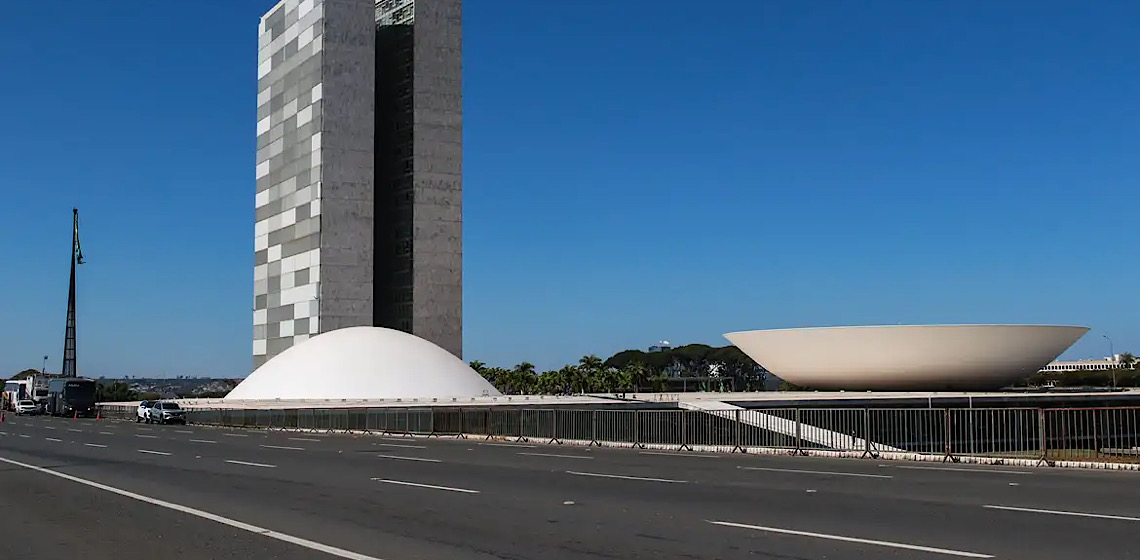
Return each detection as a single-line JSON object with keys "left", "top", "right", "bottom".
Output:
{"left": 1040, "top": 355, "right": 1135, "bottom": 373}
{"left": 253, "top": 0, "right": 463, "bottom": 370}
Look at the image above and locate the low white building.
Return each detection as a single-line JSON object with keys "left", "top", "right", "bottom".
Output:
{"left": 1039, "top": 355, "right": 1134, "bottom": 373}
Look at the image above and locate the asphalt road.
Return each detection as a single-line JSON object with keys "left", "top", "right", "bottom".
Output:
{"left": 3, "top": 415, "right": 1140, "bottom": 559}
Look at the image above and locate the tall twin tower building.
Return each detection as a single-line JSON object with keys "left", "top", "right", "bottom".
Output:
{"left": 253, "top": 0, "right": 463, "bottom": 369}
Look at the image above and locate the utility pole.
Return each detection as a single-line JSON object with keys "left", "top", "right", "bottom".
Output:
{"left": 62, "top": 208, "right": 85, "bottom": 378}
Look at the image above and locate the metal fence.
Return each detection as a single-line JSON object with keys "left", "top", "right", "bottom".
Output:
{"left": 97, "top": 405, "right": 1140, "bottom": 465}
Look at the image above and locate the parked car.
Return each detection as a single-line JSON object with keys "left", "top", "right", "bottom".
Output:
{"left": 149, "top": 401, "right": 187, "bottom": 425}
{"left": 136, "top": 401, "right": 154, "bottom": 423}
{"left": 15, "top": 400, "right": 39, "bottom": 415}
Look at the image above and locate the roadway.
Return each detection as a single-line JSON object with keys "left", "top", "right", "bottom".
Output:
{"left": 2, "top": 415, "right": 1140, "bottom": 559}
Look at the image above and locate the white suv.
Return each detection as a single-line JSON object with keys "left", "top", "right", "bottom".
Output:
{"left": 15, "top": 400, "right": 39, "bottom": 415}
{"left": 136, "top": 401, "right": 154, "bottom": 423}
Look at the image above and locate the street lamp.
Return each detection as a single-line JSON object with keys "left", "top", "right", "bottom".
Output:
{"left": 41, "top": 355, "right": 48, "bottom": 374}
{"left": 1103, "top": 334, "right": 1116, "bottom": 390}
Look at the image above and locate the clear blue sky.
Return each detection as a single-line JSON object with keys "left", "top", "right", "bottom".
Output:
{"left": 0, "top": 0, "right": 1136, "bottom": 377}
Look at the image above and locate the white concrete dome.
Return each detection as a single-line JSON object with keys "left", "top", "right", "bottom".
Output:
{"left": 724, "top": 324, "right": 1089, "bottom": 391}
{"left": 227, "top": 326, "right": 502, "bottom": 400}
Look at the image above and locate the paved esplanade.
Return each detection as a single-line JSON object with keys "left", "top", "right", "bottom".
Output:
{"left": 2, "top": 417, "right": 1139, "bottom": 559}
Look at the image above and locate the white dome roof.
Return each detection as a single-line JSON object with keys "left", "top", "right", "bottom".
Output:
{"left": 227, "top": 327, "right": 502, "bottom": 401}
{"left": 725, "top": 324, "right": 1089, "bottom": 391}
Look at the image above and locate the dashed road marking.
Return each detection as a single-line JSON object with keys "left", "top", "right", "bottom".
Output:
{"left": 984, "top": 505, "right": 1140, "bottom": 522}
{"left": 375, "top": 454, "right": 441, "bottom": 463}
{"left": 225, "top": 460, "right": 276, "bottom": 468}
{"left": 566, "top": 471, "right": 686, "bottom": 484}
{"left": 371, "top": 478, "right": 478, "bottom": 494}
{"left": 518, "top": 452, "right": 593, "bottom": 460}
{"left": 708, "top": 521, "right": 992, "bottom": 558}
{"left": 738, "top": 466, "right": 892, "bottom": 479}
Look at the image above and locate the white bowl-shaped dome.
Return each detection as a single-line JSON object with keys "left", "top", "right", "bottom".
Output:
{"left": 724, "top": 324, "right": 1089, "bottom": 391}
{"left": 227, "top": 327, "right": 502, "bottom": 400}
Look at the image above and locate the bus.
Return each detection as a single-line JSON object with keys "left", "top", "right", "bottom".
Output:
{"left": 45, "top": 378, "right": 97, "bottom": 417}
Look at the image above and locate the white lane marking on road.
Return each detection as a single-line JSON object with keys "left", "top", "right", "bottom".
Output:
{"left": 738, "top": 466, "right": 892, "bottom": 479}
{"left": 18, "top": 435, "right": 30, "bottom": 439}
{"left": 223, "top": 433, "right": 249, "bottom": 438}
{"left": 138, "top": 450, "right": 171, "bottom": 456}
{"left": 374, "top": 443, "right": 427, "bottom": 449}
{"left": 45, "top": 438, "right": 62, "bottom": 442}
{"left": 639, "top": 451, "right": 719, "bottom": 458}
{"left": 289, "top": 437, "right": 322, "bottom": 442}
{"left": 371, "top": 478, "right": 478, "bottom": 494}
{"left": 84, "top": 443, "right": 108, "bottom": 448}
{"left": 478, "top": 442, "right": 536, "bottom": 449}
{"left": 136, "top": 434, "right": 159, "bottom": 439}
{"left": 0, "top": 431, "right": 6, "bottom": 436}
{"left": 898, "top": 465, "right": 1032, "bottom": 475}
{"left": 225, "top": 460, "right": 276, "bottom": 468}
{"left": 0, "top": 456, "right": 387, "bottom": 560}
{"left": 174, "top": 430, "right": 193, "bottom": 434}
{"left": 518, "top": 452, "right": 593, "bottom": 460}
{"left": 375, "top": 454, "right": 441, "bottom": 463}
{"left": 44, "top": 426, "right": 56, "bottom": 430}
{"left": 566, "top": 471, "right": 686, "bottom": 484}
{"left": 68, "top": 429, "right": 83, "bottom": 433}
{"left": 708, "top": 521, "right": 993, "bottom": 558}
{"left": 137, "top": 427, "right": 153, "bottom": 431}
{"left": 378, "top": 437, "right": 416, "bottom": 442}
{"left": 984, "top": 504, "right": 1140, "bottom": 522}
{"left": 189, "top": 439, "right": 217, "bottom": 444}
{"left": 98, "top": 432, "right": 114, "bottom": 435}
{"left": 260, "top": 444, "right": 305, "bottom": 451}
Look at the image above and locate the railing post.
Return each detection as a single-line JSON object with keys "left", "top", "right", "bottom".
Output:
{"left": 516, "top": 409, "right": 527, "bottom": 442}
{"left": 1036, "top": 408, "right": 1053, "bottom": 467}
{"left": 792, "top": 409, "right": 806, "bottom": 456}
{"left": 632, "top": 409, "right": 644, "bottom": 449}
{"left": 942, "top": 409, "right": 957, "bottom": 463}
{"left": 590, "top": 410, "right": 599, "bottom": 447}
{"left": 548, "top": 409, "right": 562, "bottom": 445}
{"left": 732, "top": 409, "right": 745, "bottom": 453}
{"left": 678, "top": 410, "right": 693, "bottom": 451}
{"left": 861, "top": 408, "right": 878, "bottom": 458}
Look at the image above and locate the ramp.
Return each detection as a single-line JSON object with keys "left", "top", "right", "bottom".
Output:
{"left": 680, "top": 400, "right": 904, "bottom": 452}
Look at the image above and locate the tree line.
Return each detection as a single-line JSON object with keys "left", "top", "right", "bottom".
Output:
{"left": 470, "top": 343, "right": 769, "bottom": 395}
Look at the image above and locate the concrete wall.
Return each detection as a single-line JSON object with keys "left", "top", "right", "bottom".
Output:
{"left": 317, "top": 0, "right": 377, "bottom": 334}
{"left": 411, "top": 0, "right": 463, "bottom": 359}
{"left": 254, "top": 0, "right": 376, "bottom": 370}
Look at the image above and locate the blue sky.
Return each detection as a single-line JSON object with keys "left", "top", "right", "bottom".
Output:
{"left": 0, "top": 0, "right": 1136, "bottom": 377}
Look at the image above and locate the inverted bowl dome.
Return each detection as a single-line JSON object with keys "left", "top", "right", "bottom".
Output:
{"left": 724, "top": 324, "right": 1089, "bottom": 391}
{"left": 228, "top": 326, "right": 502, "bottom": 400}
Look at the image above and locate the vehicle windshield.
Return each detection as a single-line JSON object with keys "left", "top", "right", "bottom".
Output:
{"left": 18, "top": 401, "right": 34, "bottom": 406}
{"left": 161, "top": 403, "right": 181, "bottom": 410}
{"left": 63, "top": 382, "right": 96, "bottom": 403}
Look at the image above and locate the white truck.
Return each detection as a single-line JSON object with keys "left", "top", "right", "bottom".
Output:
{"left": 26, "top": 374, "right": 54, "bottom": 406}
{"left": 2, "top": 380, "right": 31, "bottom": 411}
